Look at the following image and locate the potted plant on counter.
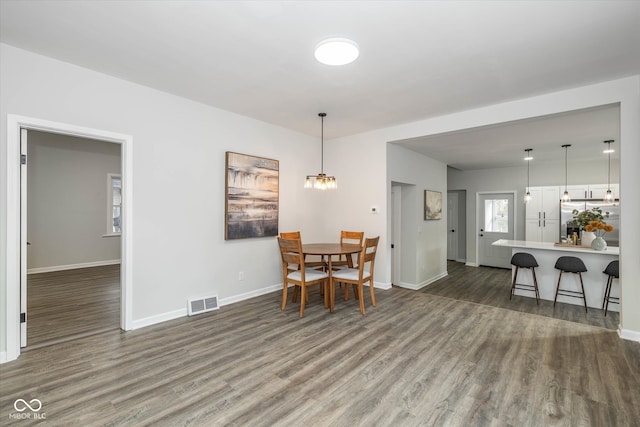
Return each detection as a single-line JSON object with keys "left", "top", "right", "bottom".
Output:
{"left": 571, "top": 207, "right": 610, "bottom": 247}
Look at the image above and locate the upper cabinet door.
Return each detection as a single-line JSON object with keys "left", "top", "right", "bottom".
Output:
{"left": 542, "top": 186, "right": 560, "bottom": 220}
{"left": 589, "top": 184, "right": 619, "bottom": 199}
{"left": 566, "top": 185, "right": 588, "bottom": 200}
{"left": 525, "top": 187, "right": 543, "bottom": 219}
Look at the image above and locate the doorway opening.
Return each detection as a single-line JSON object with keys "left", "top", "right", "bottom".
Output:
{"left": 4, "top": 115, "right": 133, "bottom": 363}
{"left": 25, "top": 131, "right": 122, "bottom": 349}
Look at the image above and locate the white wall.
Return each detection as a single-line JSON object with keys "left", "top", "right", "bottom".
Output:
{"left": 1, "top": 44, "right": 327, "bottom": 355}
{"left": 27, "top": 131, "right": 121, "bottom": 270}
{"left": 388, "top": 144, "right": 448, "bottom": 287}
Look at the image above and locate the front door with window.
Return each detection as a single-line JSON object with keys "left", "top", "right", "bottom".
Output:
{"left": 478, "top": 193, "right": 514, "bottom": 268}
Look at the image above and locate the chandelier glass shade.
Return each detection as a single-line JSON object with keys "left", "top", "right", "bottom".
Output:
{"left": 603, "top": 140, "right": 614, "bottom": 202}
{"left": 524, "top": 149, "right": 532, "bottom": 204}
{"left": 305, "top": 113, "right": 337, "bottom": 190}
{"left": 561, "top": 144, "right": 571, "bottom": 202}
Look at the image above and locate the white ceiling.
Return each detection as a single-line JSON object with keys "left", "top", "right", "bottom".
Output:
{"left": 1, "top": 1, "right": 638, "bottom": 169}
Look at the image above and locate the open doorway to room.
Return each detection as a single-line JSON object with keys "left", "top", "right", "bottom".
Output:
{"left": 4, "top": 114, "right": 132, "bottom": 362}
{"left": 25, "top": 130, "right": 122, "bottom": 348}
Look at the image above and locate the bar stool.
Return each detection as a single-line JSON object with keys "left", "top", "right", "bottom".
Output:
{"left": 510, "top": 252, "right": 540, "bottom": 304}
{"left": 602, "top": 260, "right": 619, "bottom": 316}
{"left": 554, "top": 256, "right": 588, "bottom": 312}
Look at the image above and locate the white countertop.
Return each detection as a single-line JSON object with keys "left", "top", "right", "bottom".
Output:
{"left": 492, "top": 239, "right": 619, "bottom": 256}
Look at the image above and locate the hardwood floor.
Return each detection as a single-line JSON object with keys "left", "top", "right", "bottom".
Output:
{"left": 26, "top": 265, "right": 120, "bottom": 348}
{"left": 423, "top": 261, "right": 620, "bottom": 331}
{"left": 2, "top": 266, "right": 638, "bottom": 426}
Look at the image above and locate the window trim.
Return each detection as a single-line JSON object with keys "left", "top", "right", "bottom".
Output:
{"left": 104, "top": 172, "right": 122, "bottom": 237}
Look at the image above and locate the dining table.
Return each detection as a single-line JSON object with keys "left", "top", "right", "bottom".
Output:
{"left": 302, "top": 243, "right": 362, "bottom": 312}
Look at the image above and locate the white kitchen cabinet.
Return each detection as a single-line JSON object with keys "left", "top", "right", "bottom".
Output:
{"left": 525, "top": 186, "right": 560, "bottom": 242}
{"left": 589, "top": 183, "right": 619, "bottom": 199}
{"left": 565, "top": 184, "right": 619, "bottom": 199}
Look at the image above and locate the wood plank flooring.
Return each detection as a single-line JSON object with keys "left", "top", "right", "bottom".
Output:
{"left": 2, "top": 265, "right": 639, "bottom": 426}
{"left": 26, "top": 265, "right": 120, "bottom": 348}
{"left": 423, "top": 261, "right": 620, "bottom": 330}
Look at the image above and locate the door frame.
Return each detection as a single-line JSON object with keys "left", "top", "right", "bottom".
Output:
{"left": 4, "top": 114, "right": 134, "bottom": 363}
{"left": 475, "top": 190, "right": 517, "bottom": 268}
{"left": 447, "top": 191, "right": 459, "bottom": 261}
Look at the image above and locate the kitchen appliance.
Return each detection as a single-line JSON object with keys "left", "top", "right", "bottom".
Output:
{"left": 560, "top": 199, "right": 620, "bottom": 246}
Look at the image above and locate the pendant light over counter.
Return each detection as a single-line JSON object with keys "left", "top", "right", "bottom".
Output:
{"left": 561, "top": 144, "right": 572, "bottom": 202}
{"left": 304, "top": 113, "right": 337, "bottom": 190}
{"left": 603, "top": 140, "right": 615, "bottom": 202}
{"left": 524, "top": 148, "right": 533, "bottom": 204}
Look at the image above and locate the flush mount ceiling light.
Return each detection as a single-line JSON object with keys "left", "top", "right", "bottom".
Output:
{"left": 314, "top": 38, "right": 359, "bottom": 66}
{"left": 603, "top": 140, "right": 615, "bottom": 202}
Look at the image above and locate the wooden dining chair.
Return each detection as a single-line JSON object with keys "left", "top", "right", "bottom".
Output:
{"left": 331, "top": 230, "right": 364, "bottom": 270}
{"left": 330, "top": 236, "right": 379, "bottom": 315}
{"left": 277, "top": 237, "right": 329, "bottom": 317}
{"left": 279, "top": 231, "right": 325, "bottom": 272}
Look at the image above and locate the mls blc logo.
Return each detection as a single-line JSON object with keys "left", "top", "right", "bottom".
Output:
{"left": 10, "top": 399, "right": 46, "bottom": 420}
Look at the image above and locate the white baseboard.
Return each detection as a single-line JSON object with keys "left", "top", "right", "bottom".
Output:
{"left": 131, "top": 308, "right": 187, "bottom": 330}
{"left": 619, "top": 327, "right": 640, "bottom": 343}
{"left": 27, "top": 259, "right": 121, "bottom": 275}
{"left": 465, "top": 262, "right": 479, "bottom": 267}
{"left": 456, "top": 258, "right": 466, "bottom": 263}
{"left": 396, "top": 271, "right": 448, "bottom": 291}
{"left": 219, "top": 283, "right": 283, "bottom": 306}
{"left": 0, "top": 351, "right": 7, "bottom": 364}
{"left": 129, "top": 280, "right": 394, "bottom": 332}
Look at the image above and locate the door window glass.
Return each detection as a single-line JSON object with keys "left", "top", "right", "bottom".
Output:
{"left": 484, "top": 199, "right": 509, "bottom": 232}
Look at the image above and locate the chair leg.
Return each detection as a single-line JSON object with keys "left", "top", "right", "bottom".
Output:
{"left": 292, "top": 286, "right": 299, "bottom": 303}
{"left": 369, "top": 279, "right": 376, "bottom": 307}
{"left": 578, "top": 272, "right": 588, "bottom": 313}
{"left": 281, "top": 282, "right": 288, "bottom": 311}
{"left": 358, "top": 283, "right": 365, "bottom": 315}
{"left": 299, "top": 285, "right": 306, "bottom": 317}
{"left": 330, "top": 278, "right": 336, "bottom": 313}
{"left": 510, "top": 266, "right": 519, "bottom": 300}
{"left": 553, "top": 271, "right": 563, "bottom": 307}
{"left": 344, "top": 283, "right": 350, "bottom": 301}
{"left": 532, "top": 268, "right": 540, "bottom": 305}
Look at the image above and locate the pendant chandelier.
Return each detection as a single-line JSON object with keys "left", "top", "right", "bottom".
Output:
{"left": 524, "top": 148, "right": 533, "bottom": 204}
{"left": 561, "top": 144, "right": 571, "bottom": 202}
{"left": 603, "top": 140, "right": 615, "bottom": 202}
{"left": 304, "top": 113, "right": 337, "bottom": 190}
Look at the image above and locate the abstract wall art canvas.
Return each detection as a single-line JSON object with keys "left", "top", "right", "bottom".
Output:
{"left": 424, "top": 190, "right": 442, "bottom": 220}
{"left": 225, "top": 152, "right": 279, "bottom": 240}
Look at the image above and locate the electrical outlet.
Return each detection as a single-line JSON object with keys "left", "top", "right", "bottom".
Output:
{"left": 238, "top": 271, "right": 245, "bottom": 281}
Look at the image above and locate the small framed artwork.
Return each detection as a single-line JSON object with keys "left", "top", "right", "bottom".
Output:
{"left": 424, "top": 190, "right": 442, "bottom": 220}
{"left": 225, "top": 152, "right": 279, "bottom": 240}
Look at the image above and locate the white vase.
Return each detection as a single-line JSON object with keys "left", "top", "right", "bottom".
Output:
{"left": 581, "top": 231, "right": 596, "bottom": 247}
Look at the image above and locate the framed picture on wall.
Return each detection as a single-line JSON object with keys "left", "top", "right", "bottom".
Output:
{"left": 225, "top": 152, "right": 279, "bottom": 239}
{"left": 424, "top": 190, "right": 442, "bottom": 220}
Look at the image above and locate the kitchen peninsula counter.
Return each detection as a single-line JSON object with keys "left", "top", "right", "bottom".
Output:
{"left": 493, "top": 239, "right": 619, "bottom": 311}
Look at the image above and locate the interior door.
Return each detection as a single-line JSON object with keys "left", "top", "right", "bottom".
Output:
{"left": 20, "top": 128, "right": 28, "bottom": 347}
{"left": 478, "top": 193, "right": 514, "bottom": 268}
{"left": 447, "top": 192, "right": 458, "bottom": 261}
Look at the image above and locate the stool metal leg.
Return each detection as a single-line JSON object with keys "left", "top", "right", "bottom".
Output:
{"left": 510, "top": 266, "right": 519, "bottom": 300}
{"left": 604, "top": 276, "right": 614, "bottom": 316}
{"left": 578, "top": 272, "right": 588, "bottom": 313}
{"left": 602, "top": 275, "right": 612, "bottom": 310}
{"left": 532, "top": 268, "right": 540, "bottom": 304}
{"left": 553, "top": 271, "right": 563, "bottom": 307}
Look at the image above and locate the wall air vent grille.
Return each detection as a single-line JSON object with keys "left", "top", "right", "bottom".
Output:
{"left": 188, "top": 294, "right": 219, "bottom": 316}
